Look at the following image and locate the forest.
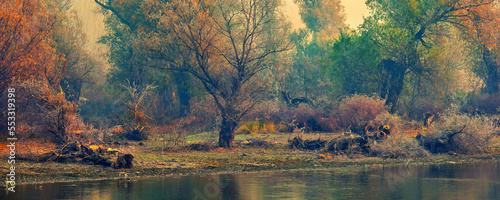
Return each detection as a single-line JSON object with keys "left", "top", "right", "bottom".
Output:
{"left": 1, "top": 0, "right": 500, "bottom": 182}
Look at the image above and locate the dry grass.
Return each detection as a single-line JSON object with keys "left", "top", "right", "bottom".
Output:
{"left": 236, "top": 120, "right": 277, "bottom": 135}
{"left": 0, "top": 141, "right": 56, "bottom": 160}
{"left": 370, "top": 133, "right": 429, "bottom": 158}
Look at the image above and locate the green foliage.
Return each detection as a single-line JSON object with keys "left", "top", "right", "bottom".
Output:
{"left": 326, "top": 29, "right": 382, "bottom": 95}
{"left": 294, "top": 0, "right": 345, "bottom": 35}
{"left": 278, "top": 0, "right": 346, "bottom": 105}
{"left": 46, "top": 0, "right": 99, "bottom": 102}
{"left": 97, "top": 0, "right": 199, "bottom": 122}
{"left": 79, "top": 83, "right": 124, "bottom": 127}
{"left": 285, "top": 29, "right": 333, "bottom": 101}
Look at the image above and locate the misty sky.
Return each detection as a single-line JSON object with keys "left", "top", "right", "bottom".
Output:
{"left": 342, "top": 0, "right": 369, "bottom": 28}
{"left": 284, "top": 0, "right": 369, "bottom": 29}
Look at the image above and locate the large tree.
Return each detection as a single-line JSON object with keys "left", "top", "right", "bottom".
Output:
{"left": 280, "top": 0, "right": 346, "bottom": 105}
{"left": 456, "top": 1, "right": 500, "bottom": 94}
{"left": 48, "top": 0, "right": 97, "bottom": 102}
{"left": 96, "top": 0, "right": 193, "bottom": 117}
{"left": 145, "top": 0, "right": 291, "bottom": 147}
{"left": 364, "top": 0, "right": 496, "bottom": 112}
{"left": 0, "top": 0, "right": 56, "bottom": 89}
{"left": 294, "top": 0, "right": 346, "bottom": 42}
{"left": 327, "top": 29, "right": 382, "bottom": 96}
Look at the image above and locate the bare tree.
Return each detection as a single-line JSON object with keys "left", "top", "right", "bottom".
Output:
{"left": 145, "top": 0, "right": 291, "bottom": 147}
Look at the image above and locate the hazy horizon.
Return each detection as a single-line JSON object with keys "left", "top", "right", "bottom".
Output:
{"left": 284, "top": 0, "right": 369, "bottom": 30}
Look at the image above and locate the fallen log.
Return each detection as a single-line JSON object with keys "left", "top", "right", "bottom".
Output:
{"left": 326, "top": 135, "right": 370, "bottom": 154}
{"left": 37, "top": 141, "right": 132, "bottom": 168}
{"left": 288, "top": 136, "right": 327, "bottom": 150}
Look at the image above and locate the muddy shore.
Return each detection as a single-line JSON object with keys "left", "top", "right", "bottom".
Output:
{"left": 2, "top": 147, "right": 499, "bottom": 185}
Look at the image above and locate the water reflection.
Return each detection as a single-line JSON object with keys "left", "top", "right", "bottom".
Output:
{"left": 2, "top": 162, "right": 499, "bottom": 200}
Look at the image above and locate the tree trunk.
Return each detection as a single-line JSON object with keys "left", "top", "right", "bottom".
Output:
{"left": 219, "top": 113, "right": 238, "bottom": 148}
{"left": 482, "top": 46, "right": 500, "bottom": 94}
{"left": 174, "top": 71, "right": 191, "bottom": 117}
{"left": 381, "top": 59, "right": 406, "bottom": 113}
{"left": 379, "top": 70, "right": 388, "bottom": 99}
{"left": 61, "top": 77, "right": 82, "bottom": 102}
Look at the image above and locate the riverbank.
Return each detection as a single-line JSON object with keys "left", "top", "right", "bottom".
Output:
{"left": 2, "top": 143, "right": 500, "bottom": 185}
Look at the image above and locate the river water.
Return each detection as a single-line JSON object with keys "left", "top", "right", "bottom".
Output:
{"left": 3, "top": 162, "right": 500, "bottom": 200}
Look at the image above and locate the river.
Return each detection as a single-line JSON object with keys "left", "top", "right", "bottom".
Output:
{"left": 3, "top": 162, "right": 500, "bottom": 200}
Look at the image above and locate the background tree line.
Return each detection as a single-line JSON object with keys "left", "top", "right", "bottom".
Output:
{"left": 2, "top": 0, "right": 499, "bottom": 148}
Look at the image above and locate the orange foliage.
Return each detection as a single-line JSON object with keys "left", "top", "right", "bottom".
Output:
{"left": 0, "top": 0, "right": 57, "bottom": 89}
{"left": 337, "top": 95, "right": 387, "bottom": 128}
{"left": 455, "top": 0, "right": 500, "bottom": 49}
{"left": 12, "top": 80, "right": 85, "bottom": 144}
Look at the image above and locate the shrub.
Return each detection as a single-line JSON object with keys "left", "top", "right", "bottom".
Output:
{"left": 273, "top": 103, "right": 329, "bottom": 133}
{"left": 337, "top": 95, "right": 387, "bottom": 132}
{"left": 371, "top": 111, "right": 405, "bottom": 133}
{"left": 148, "top": 117, "right": 200, "bottom": 150}
{"left": 371, "top": 134, "right": 429, "bottom": 158}
{"left": 316, "top": 117, "right": 341, "bottom": 133}
{"left": 189, "top": 97, "right": 221, "bottom": 132}
{"left": 6, "top": 80, "right": 86, "bottom": 144}
{"left": 399, "top": 97, "right": 446, "bottom": 121}
{"left": 243, "top": 100, "right": 281, "bottom": 123}
{"left": 461, "top": 93, "right": 500, "bottom": 115}
{"left": 425, "top": 111, "right": 498, "bottom": 154}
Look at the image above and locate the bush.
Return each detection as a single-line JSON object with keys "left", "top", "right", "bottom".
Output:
{"left": 461, "top": 93, "right": 500, "bottom": 115}
{"left": 425, "top": 110, "right": 498, "bottom": 154}
{"left": 272, "top": 103, "right": 330, "bottom": 133}
{"left": 371, "top": 134, "right": 429, "bottom": 158}
{"left": 5, "top": 80, "right": 86, "bottom": 144}
{"left": 189, "top": 97, "right": 221, "bottom": 132}
{"left": 371, "top": 111, "right": 405, "bottom": 133}
{"left": 337, "top": 95, "right": 387, "bottom": 132}
{"left": 398, "top": 97, "right": 446, "bottom": 121}
{"left": 425, "top": 111, "right": 498, "bottom": 154}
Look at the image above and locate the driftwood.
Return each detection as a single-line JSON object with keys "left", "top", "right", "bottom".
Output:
{"left": 288, "top": 136, "right": 327, "bottom": 150}
{"left": 326, "top": 135, "right": 370, "bottom": 154}
{"left": 365, "top": 124, "right": 392, "bottom": 140}
{"left": 38, "top": 141, "right": 133, "bottom": 168}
